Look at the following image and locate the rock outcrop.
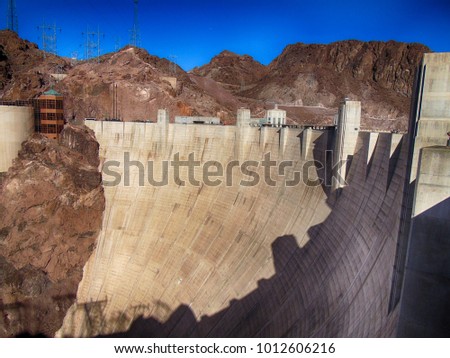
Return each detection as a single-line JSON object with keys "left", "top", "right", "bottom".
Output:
{"left": 58, "top": 46, "right": 238, "bottom": 122}
{"left": 192, "top": 50, "right": 268, "bottom": 91}
{"left": 0, "top": 30, "right": 69, "bottom": 100}
{"left": 273, "top": 40, "right": 427, "bottom": 95}
{"left": 0, "top": 31, "right": 238, "bottom": 122}
{"left": 240, "top": 40, "right": 429, "bottom": 126}
{"left": 0, "top": 124, "right": 104, "bottom": 337}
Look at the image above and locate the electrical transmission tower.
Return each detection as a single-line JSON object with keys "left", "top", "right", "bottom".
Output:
{"left": 7, "top": 0, "right": 19, "bottom": 33}
{"left": 37, "top": 22, "right": 60, "bottom": 58}
{"left": 130, "top": 0, "right": 141, "bottom": 47}
{"left": 70, "top": 51, "right": 79, "bottom": 65}
{"left": 83, "top": 26, "right": 104, "bottom": 62}
{"left": 114, "top": 37, "right": 122, "bottom": 52}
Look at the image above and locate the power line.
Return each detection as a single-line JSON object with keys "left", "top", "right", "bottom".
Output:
{"left": 70, "top": 51, "right": 79, "bottom": 66}
{"left": 114, "top": 36, "right": 122, "bottom": 52}
{"left": 71, "top": 51, "right": 79, "bottom": 61}
{"left": 83, "top": 26, "right": 104, "bottom": 62}
{"left": 130, "top": 0, "right": 141, "bottom": 47}
{"left": 37, "top": 21, "right": 61, "bottom": 58}
{"left": 7, "top": 0, "right": 19, "bottom": 33}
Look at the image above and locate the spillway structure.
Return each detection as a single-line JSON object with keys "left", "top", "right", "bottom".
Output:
{"left": 57, "top": 53, "right": 450, "bottom": 338}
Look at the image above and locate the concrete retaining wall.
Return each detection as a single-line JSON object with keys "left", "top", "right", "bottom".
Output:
{"left": 0, "top": 105, "right": 34, "bottom": 172}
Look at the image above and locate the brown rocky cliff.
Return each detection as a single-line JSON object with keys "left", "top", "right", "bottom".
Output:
{"left": 241, "top": 40, "right": 429, "bottom": 124}
{"left": 0, "top": 45, "right": 11, "bottom": 91}
{"left": 269, "top": 40, "right": 428, "bottom": 96}
{"left": 0, "top": 30, "right": 70, "bottom": 100}
{"left": 0, "top": 32, "right": 237, "bottom": 122}
{"left": 56, "top": 46, "right": 237, "bottom": 122}
{"left": 0, "top": 124, "right": 105, "bottom": 337}
{"left": 192, "top": 50, "right": 267, "bottom": 91}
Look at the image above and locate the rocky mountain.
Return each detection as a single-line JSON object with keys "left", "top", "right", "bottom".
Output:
{"left": 0, "top": 30, "right": 69, "bottom": 100}
{"left": 0, "top": 124, "right": 104, "bottom": 337}
{"left": 0, "top": 45, "right": 10, "bottom": 91}
{"left": 56, "top": 46, "right": 241, "bottom": 123}
{"left": 0, "top": 31, "right": 430, "bottom": 129}
{"left": 239, "top": 40, "right": 429, "bottom": 124}
{"left": 0, "top": 30, "right": 240, "bottom": 123}
{"left": 192, "top": 50, "right": 267, "bottom": 92}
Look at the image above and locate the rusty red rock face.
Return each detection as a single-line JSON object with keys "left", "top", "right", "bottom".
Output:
{"left": 0, "top": 123, "right": 105, "bottom": 337}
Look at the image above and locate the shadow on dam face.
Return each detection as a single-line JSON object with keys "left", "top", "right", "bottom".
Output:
{"left": 95, "top": 235, "right": 332, "bottom": 338}
{"left": 57, "top": 123, "right": 409, "bottom": 337}
{"left": 397, "top": 195, "right": 450, "bottom": 337}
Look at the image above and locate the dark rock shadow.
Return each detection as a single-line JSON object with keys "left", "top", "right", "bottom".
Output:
{"left": 0, "top": 293, "right": 76, "bottom": 338}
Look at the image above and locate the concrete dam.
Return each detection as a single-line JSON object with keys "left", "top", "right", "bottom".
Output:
{"left": 57, "top": 53, "right": 450, "bottom": 337}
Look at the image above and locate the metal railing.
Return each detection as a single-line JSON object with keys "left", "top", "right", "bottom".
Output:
{"left": 0, "top": 100, "right": 34, "bottom": 107}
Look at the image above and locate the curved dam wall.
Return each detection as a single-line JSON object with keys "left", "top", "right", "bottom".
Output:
{"left": 58, "top": 120, "right": 408, "bottom": 337}
{"left": 0, "top": 105, "right": 34, "bottom": 172}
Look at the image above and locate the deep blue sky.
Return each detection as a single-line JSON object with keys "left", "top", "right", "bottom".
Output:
{"left": 2, "top": 0, "right": 450, "bottom": 70}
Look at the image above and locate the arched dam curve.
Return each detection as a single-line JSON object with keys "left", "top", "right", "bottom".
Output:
{"left": 57, "top": 121, "right": 407, "bottom": 337}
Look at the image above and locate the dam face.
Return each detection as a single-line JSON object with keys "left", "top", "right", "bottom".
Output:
{"left": 58, "top": 121, "right": 407, "bottom": 337}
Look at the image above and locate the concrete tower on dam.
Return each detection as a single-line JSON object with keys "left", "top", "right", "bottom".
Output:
{"left": 332, "top": 100, "right": 361, "bottom": 191}
{"left": 266, "top": 104, "right": 287, "bottom": 127}
{"left": 56, "top": 52, "right": 450, "bottom": 338}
